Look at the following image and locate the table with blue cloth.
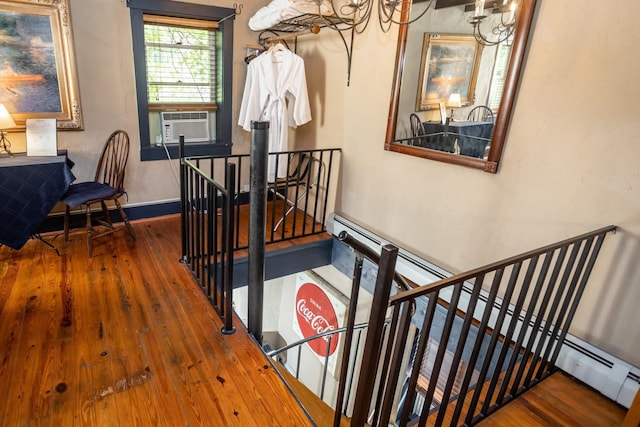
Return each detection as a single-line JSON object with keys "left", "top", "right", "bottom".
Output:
{"left": 422, "top": 121, "right": 494, "bottom": 158}
{"left": 0, "top": 152, "right": 75, "bottom": 250}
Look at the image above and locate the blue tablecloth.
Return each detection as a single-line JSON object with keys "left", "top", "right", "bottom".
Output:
{"left": 422, "top": 121, "right": 494, "bottom": 158}
{"left": 0, "top": 153, "right": 75, "bottom": 249}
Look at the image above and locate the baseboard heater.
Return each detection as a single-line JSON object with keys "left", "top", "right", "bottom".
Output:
{"left": 328, "top": 213, "right": 639, "bottom": 408}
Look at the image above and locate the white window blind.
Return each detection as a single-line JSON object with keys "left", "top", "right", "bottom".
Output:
{"left": 143, "top": 15, "right": 218, "bottom": 109}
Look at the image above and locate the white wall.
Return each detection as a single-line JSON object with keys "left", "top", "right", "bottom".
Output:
{"left": 8, "top": 0, "right": 638, "bottom": 366}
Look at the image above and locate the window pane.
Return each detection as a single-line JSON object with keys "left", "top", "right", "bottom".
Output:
{"left": 144, "top": 24, "right": 216, "bottom": 104}
{"left": 488, "top": 43, "right": 511, "bottom": 111}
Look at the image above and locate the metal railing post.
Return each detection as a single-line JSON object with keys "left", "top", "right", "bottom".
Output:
{"left": 222, "top": 162, "right": 236, "bottom": 335}
{"left": 350, "top": 243, "right": 399, "bottom": 426}
{"left": 179, "top": 134, "right": 187, "bottom": 260}
{"left": 248, "top": 121, "right": 269, "bottom": 343}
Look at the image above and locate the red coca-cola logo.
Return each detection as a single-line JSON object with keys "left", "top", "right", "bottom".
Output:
{"left": 295, "top": 283, "right": 339, "bottom": 356}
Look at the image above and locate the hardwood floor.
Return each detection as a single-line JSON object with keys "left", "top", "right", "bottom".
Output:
{"left": 477, "top": 371, "right": 626, "bottom": 426}
{"left": 415, "top": 355, "right": 626, "bottom": 426}
{"left": 0, "top": 214, "right": 629, "bottom": 426}
{"left": 0, "top": 215, "right": 313, "bottom": 426}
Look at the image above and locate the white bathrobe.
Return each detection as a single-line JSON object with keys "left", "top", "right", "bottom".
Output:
{"left": 238, "top": 48, "right": 312, "bottom": 181}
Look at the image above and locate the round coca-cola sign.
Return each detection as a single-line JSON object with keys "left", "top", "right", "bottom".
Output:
{"left": 295, "top": 282, "right": 339, "bottom": 356}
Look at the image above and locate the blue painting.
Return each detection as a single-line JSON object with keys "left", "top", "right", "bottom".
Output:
{"left": 0, "top": 11, "right": 62, "bottom": 114}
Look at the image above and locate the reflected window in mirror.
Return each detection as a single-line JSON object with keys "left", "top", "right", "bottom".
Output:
{"left": 384, "top": 0, "right": 538, "bottom": 173}
{"left": 487, "top": 41, "right": 512, "bottom": 110}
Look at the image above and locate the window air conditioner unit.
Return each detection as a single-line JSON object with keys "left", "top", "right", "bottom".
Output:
{"left": 161, "top": 111, "right": 210, "bottom": 144}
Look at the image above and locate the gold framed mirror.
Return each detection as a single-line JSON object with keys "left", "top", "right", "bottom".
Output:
{"left": 384, "top": 0, "right": 537, "bottom": 173}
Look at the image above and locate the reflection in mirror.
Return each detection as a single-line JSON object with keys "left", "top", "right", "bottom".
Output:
{"left": 384, "top": 0, "right": 537, "bottom": 173}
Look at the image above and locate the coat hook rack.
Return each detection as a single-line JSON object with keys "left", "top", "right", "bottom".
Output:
{"left": 259, "top": 24, "right": 320, "bottom": 46}
{"left": 250, "top": 13, "right": 355, "bottom": 85}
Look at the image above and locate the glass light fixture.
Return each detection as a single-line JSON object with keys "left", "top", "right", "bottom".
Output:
{"left": 468, "top": 0, "right": 518, "bottom": 46}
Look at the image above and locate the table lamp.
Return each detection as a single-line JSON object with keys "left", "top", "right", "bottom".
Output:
{"left": 447, "top": 93, "right": 462, "bottom": 120}
{"left": 0, "top": 103, "right": 16, "bottom": 157}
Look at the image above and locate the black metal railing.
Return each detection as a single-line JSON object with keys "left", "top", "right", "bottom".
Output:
{"left": 180, "top": 139, "right": 341, "bottom": 334}
{"left": 263, "top": 231, "right": 410, "bottom": 426}
{"left": 271, "top": 225, "right": 616, "bottom": 426}
{"left": 267, "top": 322, "right": 375, "bottom": 402}
{"left": 182, "top": 147, "right": 341, "bottom": 251}
{"left": 349, "top": 224, "right": 617, "bottom": 426}
{"left": 180, "top": 137, "right": 236, "bottom": 334}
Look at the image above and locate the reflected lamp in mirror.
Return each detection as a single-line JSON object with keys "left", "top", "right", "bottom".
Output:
{"left": 447, "top": 93, "right": 462, "bottom": 120}
{"left": 0, "top": 103, "right": 16, "bottom": 157}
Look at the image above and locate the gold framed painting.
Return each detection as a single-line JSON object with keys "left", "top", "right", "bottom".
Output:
{"left": 415, "top": 34, "right": 482, "bottom": 111}
{"left": 0, "top": 0, "right": 83, "bottom": 130}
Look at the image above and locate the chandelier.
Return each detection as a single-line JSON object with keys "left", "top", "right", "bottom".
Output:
{"left": 313, "top": 0, "right": 518, "bottom": 41}
{"left": 468, "top": 0, "right": 517, "bottom": 46}
{"left": 317, "top": 0, "right": 434, "bottom": 34}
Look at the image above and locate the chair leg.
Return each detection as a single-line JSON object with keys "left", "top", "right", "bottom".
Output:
{"left": 273, "top": 190, "right": 309, "bottom": 232}
{"left": 85, "top": 205, "right": 93, "bottom": 257}
{"left": 115, "top": 199, "right": 135, "bottom": 240}
{"left": 101, "top": 200, "right": 113, "bottom": 227}
{"left": 64, "top": 206, "right": 70, "bottom": 241}
{"left": 273, "top": 202, "right": 296, "bottom": 232}
{"left": 269, "top": 187, "right": 292, "bottom": 232}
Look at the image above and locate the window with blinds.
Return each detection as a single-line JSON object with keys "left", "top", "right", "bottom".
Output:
{"left": 487, "top": 43, "right": 512, "bottom": 111}
{"left": 143, "top": 15, "right": 218, "bottom": 111}
{"left": 130, "top": 0, "right": 235, "bottom": 160}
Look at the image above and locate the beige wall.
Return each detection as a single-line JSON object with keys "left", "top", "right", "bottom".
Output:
{"left": 335, "top": 0, "right": 640, "bottom": 366}
{"left": 8, "top": 0, "right": 638, "bottom": 365}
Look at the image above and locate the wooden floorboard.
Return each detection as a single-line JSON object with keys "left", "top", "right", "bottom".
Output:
{"left": 477, "top": 371, "right": 626, "bottom": 426}
{"left": 0, "top": 214, "right": 314, "bottom": 426}
{"left": 0, "top": 214, "right": 630, "bottom": 426}
{"left": 417, "top": 352, "right": 627, "bottom": 426}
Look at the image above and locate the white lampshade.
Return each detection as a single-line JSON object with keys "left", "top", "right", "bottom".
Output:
{"left": 447, "top": 93, "right": 462, "bottom": 108}
{"left": 0, "top": 103, "right": 16, "bottom": 129}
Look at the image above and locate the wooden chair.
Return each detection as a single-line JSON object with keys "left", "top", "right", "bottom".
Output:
{"left": 409, "top": 113, "right": 427, "bottom": 146}
{"left": 61, "top": 130, "right": 135, "bottom": 256}
{"left": 467, "top": 105, "right": 494, "bottom": 122}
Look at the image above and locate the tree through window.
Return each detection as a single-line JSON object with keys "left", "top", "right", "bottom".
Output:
{"left": 128, "top": 0, "right": 235, "bottom": 161}
{"left": 144, "top": 16, "right": 218, "bottom": 109}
